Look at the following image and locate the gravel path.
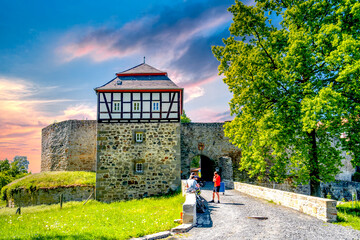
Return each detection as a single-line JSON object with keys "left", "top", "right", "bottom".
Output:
{"left": 173, "top": 185, "right": 360, "bottom": 240}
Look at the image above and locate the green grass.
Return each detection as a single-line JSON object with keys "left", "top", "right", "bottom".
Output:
{"left": 1, "top": 171, "right": 95, "bottom": 200}
{"left": 336, "top": 201, "right": 360, "bottom": 230}
{"left": 0, "top": 193, "right": 184, "bottom": 239}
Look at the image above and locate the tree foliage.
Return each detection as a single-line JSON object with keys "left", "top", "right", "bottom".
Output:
{"left": 0, "top": 158, "right": 29, "bottom": 191}
{"left": 180, "top": 110, "right": 192, "bottom": 123}
{"left": 191, "top": 155, "right": 201, "bottom": 168}
{"left": 213, "top": 0, "right": 360, "bottom": 196}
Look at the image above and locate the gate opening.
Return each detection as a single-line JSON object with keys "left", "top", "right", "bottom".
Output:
{"left": 190, "top": 155, "right": 215, "bottom": 181}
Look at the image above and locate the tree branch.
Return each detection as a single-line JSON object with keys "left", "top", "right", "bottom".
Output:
{"left": 253, "top": 28, "right": 278, "bottom": 70}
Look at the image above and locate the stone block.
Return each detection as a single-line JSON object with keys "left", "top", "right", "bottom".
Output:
{"left": 183, "top": 203, "right": 196, "bottom": 213}
{"left": 171, "top": 224, "right": 193, "bottom": 233}
{"left": 182, "top": 214, "right": 194, "bottom": 224}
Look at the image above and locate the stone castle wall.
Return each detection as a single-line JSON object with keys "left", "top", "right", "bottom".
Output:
{"left": 41, "top": 120, "right": 357, "bottom": 197}
{"left": 41, "top": 120, "right": 97, "bottom": 172}
{"left": 7, "top": 186, "right": 95, "bottom": 207}
{"left": 96, "top": 122, "right": 181, "bottom": 202}
{"left": 322, "top": 181, "right": 360, "bottom": 201}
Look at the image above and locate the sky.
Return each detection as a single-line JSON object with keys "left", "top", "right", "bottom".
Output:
{"left": 0, "top": 0, "right": 251, "bottom": 172}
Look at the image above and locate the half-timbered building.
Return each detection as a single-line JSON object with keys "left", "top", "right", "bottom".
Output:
{"left": 95, "top": 63, "right": 183, "bottom": 202}
{"left": 95, "top": 63, "right": 183, "bottom": 123}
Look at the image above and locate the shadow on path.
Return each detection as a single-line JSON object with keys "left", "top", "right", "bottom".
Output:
{"left": 217, "top": 202, "right": 244, "bottom": 206}
{"left": 196, "top": 205, "right": 216, "bottom": 228}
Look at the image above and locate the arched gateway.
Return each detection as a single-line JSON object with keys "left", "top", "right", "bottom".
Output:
{"left": 180, "top": 123, "right": 241, "bottom": 182}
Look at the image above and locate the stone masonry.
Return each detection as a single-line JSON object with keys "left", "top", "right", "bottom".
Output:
{"left": 180, "top": 122, "right": 241, "bottom": 180}
{"left": 41, "top": 120, "right": 357, "bottom": 182}
{"left": 7, "top": 186, "right": 95, "bottom": 207}
{"left": 41, "top": 120, "right": 359, "bottom": 201}
{"left": 41, "top": 120, "right": 97, "bottom": 172}
{"left": 96, "top": 122, "right": 181, "bottom": 202}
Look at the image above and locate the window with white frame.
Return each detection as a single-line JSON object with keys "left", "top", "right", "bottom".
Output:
{"left": 133, "top": 101, "right": 141, "bottom": 112}
{"left": 136, "top": 163, "right": 143, "bottom": 173}
{"left": 135, "top": 132, "right": 143, "bottom": 143}
{"left": 152, "top": 101, "right": 160, "bottom": 112}
{"left": 113, "top": 101, "right": 121, "bottom": 112}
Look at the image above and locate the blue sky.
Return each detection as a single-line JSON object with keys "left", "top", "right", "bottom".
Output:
{"left": 0, "top": 0, "right": 249, "bottom": 172}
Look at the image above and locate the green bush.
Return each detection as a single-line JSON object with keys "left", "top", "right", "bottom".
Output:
{"left": 0, "top": 173, "right": 12, "bottom": 191}
{"left": 0, "top": 158, "right": 30, "bottom": 192}
{"left": 337, "top": 201, "right": 360, "bottom": 216}
{"left": 336, "top": 201, "right": 360, "bottom": 230}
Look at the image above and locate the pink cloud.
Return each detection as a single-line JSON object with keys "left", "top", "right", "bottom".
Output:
{"left": 188, "top": 107, "right": 233, "bottom": 123}
{"left": 184, "top": 86, "right": 205, "bottom": 103}
{"left": 0, "top": 77, "right": 96, "bottom": 173}
{"left": 57, "top": 7, "right": 231, "bottom": 64}
{"left": 181, "top": 75, "right": 219, "bottom": 89}
{"left": 61, "top": 41, "right": 139, "bottom": 63}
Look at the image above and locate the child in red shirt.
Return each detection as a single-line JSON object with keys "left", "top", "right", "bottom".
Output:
{"left": 209, "top": 171, "right": 221, "bottom": 203}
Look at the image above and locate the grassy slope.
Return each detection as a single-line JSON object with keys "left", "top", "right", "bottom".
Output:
{"left": 1, "top": 171, "right": 95, "bottom": 199}
{"left": 336, "top": 201, "right": 360, "bottom": 230}
{"left": 0, "top": 194, "right": 184, "bottom": 239}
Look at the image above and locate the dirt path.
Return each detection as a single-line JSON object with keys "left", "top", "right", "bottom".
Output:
{"left": 173, "top": 185, "right": 360, "bottom": 240}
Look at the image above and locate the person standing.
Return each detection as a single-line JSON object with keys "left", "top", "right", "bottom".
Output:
{"left": 209, "top": 171, "right": 221, "bottom": 203}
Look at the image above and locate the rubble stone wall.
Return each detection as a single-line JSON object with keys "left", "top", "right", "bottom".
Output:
{"left": 7, "top": 186, "right": 95, "bottom": 207}
{"left": 180, "top": 123, "right": 241, "bottom": 180}
{"left": 321, "top": 181, "right": 360, "bottom": 201}
{"left": 96, "top": 122, "right": 181, "bottom": 202}
{"left": 41, "top": 120, "right": 358, "bottom": 201}
{"left": 41, "top": 120, "right": 97, "bottom": 172}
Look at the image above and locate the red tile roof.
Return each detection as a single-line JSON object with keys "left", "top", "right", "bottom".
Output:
{"left": 95, "top": 63, "right": 182, "bottom": 91}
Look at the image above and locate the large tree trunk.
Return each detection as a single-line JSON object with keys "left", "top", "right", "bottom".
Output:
{"left": 308, "top": 129, "right": 321, "bottom": 197}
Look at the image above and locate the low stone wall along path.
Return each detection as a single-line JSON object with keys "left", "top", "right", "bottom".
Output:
{"left": 175, "top": 184, "right": 360, "bottom": 240}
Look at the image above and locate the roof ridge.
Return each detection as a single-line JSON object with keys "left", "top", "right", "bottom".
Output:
{"left": 119, "top": 62, "right": 146, "bottom": 73}
{"left": 117, "top": 63, "right": 166, "bottom": 75}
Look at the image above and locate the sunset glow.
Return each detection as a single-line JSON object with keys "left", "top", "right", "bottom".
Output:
{"left": 0, "top": 0, "right": 236, "bottom": 172}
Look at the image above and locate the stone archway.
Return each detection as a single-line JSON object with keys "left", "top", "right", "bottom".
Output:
{"left": 200, "top": 155, "right": 215, "bottom": 181}
{"left": 181, "top": 123, "right": 242, "bottom": 181}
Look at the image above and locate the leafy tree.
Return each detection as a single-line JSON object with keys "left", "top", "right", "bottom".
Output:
{"left": 0, "top": 158, "right": 29, "bottom": 191}
{"left": 0, "top": 159, "right": 10, "bottom": 172}
{"left": 213, "top": 0, "right": 360, "bottom": 196}
{"left": 191, "top": 156, "right": 200, "bottom": 168}
{"left": 13, "top": 156, "right": 29, "bottom": 172}
{"left": 180, "top": 110, "right": 192, "bottom": 123}
{"left": 0, "top": 172, "right": 12, "bottom": 192}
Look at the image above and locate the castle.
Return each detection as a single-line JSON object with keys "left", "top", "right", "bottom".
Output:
{"left": 41, "top": 63, "right": 356, "bottom": 201}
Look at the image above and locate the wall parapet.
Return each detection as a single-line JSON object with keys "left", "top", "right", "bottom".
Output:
{"left": 181, "top": 180, "right": 196, "bottom": 225}
{"left": 233, "top": 182, "right": 337, "bottom": 222}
